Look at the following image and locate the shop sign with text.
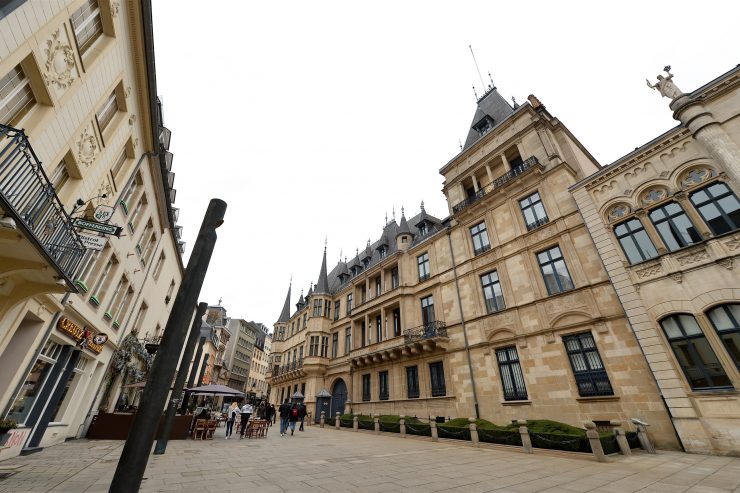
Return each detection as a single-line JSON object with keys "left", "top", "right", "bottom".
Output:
{"left": 57, "top": 318, "right": 105, "bottom": 353}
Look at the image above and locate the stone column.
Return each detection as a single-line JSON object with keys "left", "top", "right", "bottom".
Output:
{"left": 430, "top": 420, "right": 438, "bottom": 441}
{"left": 584, "top": 421, "right": 607, "bottom": 462}
{"left": 399, "top": 418, "right": 406, "bottom": 437}
{"left": 610, "top": 420, "right": 631, "bottom": 456}
{"left": 634, "top": 421, "right": 656, "bottom": 454}
{"left": 485, "top": 164, "right": 494, "bottom": 183}
{"left": 518, "top": 420, "right": 533, "bottom": 454}
{"left": 320, "top": 411, "right": 325, "bottom": 428}
{"left": 500, "top": 153, "right": 510, "bottom": 171}
{"left": 335, "top": 412, "right": 340, "bottom": 430}
{"left": 471, "top": 174, "right": 479, "bottom": 192}
{"left": 353, "top": 416, "right": 358, "bottom": 432}
{"left": 374, "top": 417, "right": 380, "bottom": 434}
{"left": 515, "top": 142, "right": 525, "bottom": 161}
{"left": 468, "top": 417, "right": 479, "bottom": 447}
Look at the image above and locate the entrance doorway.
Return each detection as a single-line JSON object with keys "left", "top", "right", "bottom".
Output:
{"left": 330, "top": 378, "right": 347, "bottom": 418}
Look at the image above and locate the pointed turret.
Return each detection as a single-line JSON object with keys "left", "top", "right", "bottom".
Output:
{"left": 296, "top": 289, "right": 305, "bottom": 311}
{"left": 277, "top": 281, "right": 292, "bottom": 323}
{"left": 462, "top": 79, "right": 514, "bottom": 151}
{"left": 396, "top": 207, "right": 412, "bottom": 251}
{"left": 315, "top": 245, "right": 330, "bottom": 294}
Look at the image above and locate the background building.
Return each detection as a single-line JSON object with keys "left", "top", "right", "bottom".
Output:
{"left": 268, "top": 84, "right": 678, "bottom": 448}
{"left": 571, "top": 66, "right": 740, "bottom": 455}
{"left": 0, "top": 0, "right": 184, "bottom": 459}
{"left": 224, "top": 318, "right": 256, "bottom": 392}
{"left": 248, "top": 323, "right": 270, "bottom": 401}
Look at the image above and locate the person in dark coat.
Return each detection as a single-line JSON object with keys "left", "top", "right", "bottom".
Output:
{"left": 298, "top": 401, "right": 307, "bottom": 431}
{"left": 278, "top": 399, "right": 291, "bottom": 436}
{"left": 288, "top": 402, "right": 300, "bottom": 436}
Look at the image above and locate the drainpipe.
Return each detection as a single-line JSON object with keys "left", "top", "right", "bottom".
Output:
{"left": 446, "top": 228, "right": 480, "bottom": 419}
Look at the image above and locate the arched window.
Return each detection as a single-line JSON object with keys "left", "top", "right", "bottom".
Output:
{"left": 660, "top": 314, "right": 732, "bottom": 390}
{"left": 689, "top": 182, "right": 740, "bottom": 236}
{"left": 707, "top": 304, "right": 740, "bottom": 370}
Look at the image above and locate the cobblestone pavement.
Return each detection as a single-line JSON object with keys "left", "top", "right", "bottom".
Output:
{"left": 0, "top": 424, "right": 739, "bottom": 492}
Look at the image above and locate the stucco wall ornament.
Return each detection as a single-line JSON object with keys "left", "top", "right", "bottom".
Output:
{"left": 76, "top": 127, "right": 98, "bottom": 167}
{"left": 647, "top": 66, "right": 684, "bottom": 100}
{"left": 43, "top": 29, "right": 76, "bottom": 89}
{"left": 640, "top": 187, "right": 668, "bottom": 207}
{"left": 608, "top": 204, "right": 630, "bottom": 222}
{"left": 680, "top": 168, "right": 716, "bottom": 189}
{"left": 111, "top": 1, "right": 120, "bottom": 17}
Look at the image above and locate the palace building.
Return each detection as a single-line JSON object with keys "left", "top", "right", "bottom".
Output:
{"left": 267, "top": 82, "right": 682, "bottom": 450}
{"left": 0, "top": 0, "right": 183, "bottom": 459}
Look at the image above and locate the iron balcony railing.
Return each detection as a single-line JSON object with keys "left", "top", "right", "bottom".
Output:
{"left": 0, "top": 125, "right": 85, "bottom": 283}
{"left": 403, "top": 320, "right": 447, "bottom": 344}
{"left": 452, "top": 156, "right": 541, "bottom": 214}
{"left": 276, "top": 358, "right": 304, "bottom": 376}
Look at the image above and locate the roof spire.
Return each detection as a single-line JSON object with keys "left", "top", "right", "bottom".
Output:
{"left": 392, "top": 206, "right": 396, "bottom": 221}
{"left": 315, "top": 243, "right": 329, "bottom": 294}
{"left": 488, "top": 71, "right": 496, "bottom": 90}
{"left": 420, "top": 200, "right": 425, "bottom": 213}
{"left": 277, "top": 280, "right": 292, "bottom": 323}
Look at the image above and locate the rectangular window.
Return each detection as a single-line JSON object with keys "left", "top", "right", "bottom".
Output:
{"left": 391, "top": 267, "right": 399, "bottom": 288}
{"left": 393, "top": 308, "right": 401, "bottom": 337}
{"left": 496, "top": 346, "right": 527, "bottom": 401}
{"left": 537, "top": 246, "right": 574, "bottom": 295}
{"left": 417, "top": 253, "right": 430, "bottom": 281}
{"left": 312, "top": 299, "right": 322, "bottom": 317}
{"left": 331, "top": 332, "right": 338, "bottom": 358}
{"left": 303, "top": 313, "right": 307, "bottom": 328}
{"left": 707, "top": 304, "right": 740, "bottom": 371}
{"left": 360, "top": 321, "right": 366, "bottom": 348}
{"left": 362, "top": 374, "right": 371, "bottom": 401}
{"left": 360, "top": 285, "right": 366, "bottom": 303}
{"left": 70, "top": 0, "right": 103, "bottom": 55}
{"left": 375, "top": 315, "right": 382, "bottom": 343}
{"left": 49, "top": 160, "right": 70, "bottom": 192}
{"left": 309, "top": 336, "right": 319, "bottom": 356}
{"left": 110, "top": 148, "right": 127, "bottom": 183}
{"left": 429, "top": 362, "right": 446, "bottom": 397}
{"left": 520, "top": 192, "right": 549, "bottom": 231}
{"left": 649, "top": 202, "right": 701, "bottom": 251}
{"left": 614, "top": 218, "right": 658, "bottom": 264}
{"left": 481, "top": 270, "right": 505, "bottom": 313}
{"left": 406, "top": 366, "right": 419, "bottom": 398}
{"left": 690, "top": 183, "right": 740, "bottom": 236}
{"left": 321, "top": 336, "right": 329, "bottom": 357}
{"left": 347, "top": 294, "right": 352, "bottom": 316}
{"left": 0, "top": 64, "right": 35, "bottom": 125}
{"left": 345, "top": 327, "right": 351, "bottom": 355}
{"left": 563, "top": 332, "right": 614, "bottom": 397}
{"left": 470, "top": 221, "right": 491, "bottom": 255}
{"left": 379, "top": 371, "right": 389, "bottom": 400}
{"left": 421, "top": 295, "right": 435, "bottom": 325}
{"left": 375, "top": 276, "right": 382, "bottom": 297}
{"left": 96, "top": 91, "right": 118, "bottom": 132}
{"left": 323, "top": 300, "right": 331, "bottom": 318}
{"left": 334, "top": 300, "right": 340, "bottom": 321}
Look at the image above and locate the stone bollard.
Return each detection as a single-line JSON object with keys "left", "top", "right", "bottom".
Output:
{"left": 399, "top": 418, "right": 406, "bottom": 438}
{"left": 320, "top": 411, "right": 325, "bottom": 428}
{"left": 335, "top": 412, "right": 340, "bottom": 430}
{"left": 430, "top": 420, "right": 438, "bottom": 441}
{"left": 468, "top": 417, "right": 479, "bottom": 447}
{"left": 374, "top": 417, "right": 380, "bottom": 434}
{"left": 631, "top": 419, "right": 655, "bottom": 454}
{"left": 518, "top": 420, "right": 533, "bottom": 454}
{"left": 584, "top": 421, "right": 607, "bottom": 462}
{"left": 610, "top": 420, "right": 631, "bottom": 456}
{"left": 353, "top": 416, "right": 358, "bottom": 432}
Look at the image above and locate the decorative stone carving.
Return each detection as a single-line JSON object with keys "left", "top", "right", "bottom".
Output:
{"left": 43, "top": 28, "right": 76, "bottom": 89}
{"left": 669, "top": 272, "right": 683, "bottom": 284}
{"left": 76, "top": 126, "right": 98, "bottom": 167}
{"left": 646, "top": 67, "right": 684, "bottom": 100}
{"left": 594, "top": 321, "right": 608, "bottom": 334}
{"left": 716, "top": 258, "right": 733, "bottom": 270}
{"left": 680, "top": 167, "right": 716, "bottom": 189}
{"left": 544, "top": 331, "right": 555, "bottom": 344}
{"left": 125, "top": 86, "right": 132, "bottom": 97}
{"left": 635, "top": 263, "right": 662, "bottom": 278}
{"left": 544, "top": 293, "right": 585, "bottom": 315}
{"left": 129, "top": 114, "right": 136, "bottom": 126}
{"left": 659, "top": 171, "right": 669, "bottom": 178}
{"left": 724, "top": 235, "right": 740, "bottom": 251}
{"left": 111, "top": 1, "right": 120, "bottom": 17}
{"left": 623, "top": 189, "right": 633, "bottom": 195}
{"left": 517, "top": 336, "right": 527, "bottom": 349}
{"left": 607, "top": 204, "right": 631, "bottom": 222}
{"left": 134, "top": 138, "right": 139, "bottom": 148}
{"left": 527, "top": 223, "right": 556, "bottom": 245}
{"left": 640, "top": 187, "right": 668, "bottom": 207}
{"left": 676, "top": 249, "right": 709, "bottom": 266}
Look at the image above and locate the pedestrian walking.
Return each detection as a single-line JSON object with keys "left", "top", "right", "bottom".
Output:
{"left": 278, "top": 399, "right": 290, "bottom": 436}
{"left": 239, "top": 401, "right": 253, "bottom": 438}
{"left": 298, "top": 401, "right": 307, "bottom": 431}
{"left": 288, "top": 402, "right": 300, "bottom": 436}
{"left": 225, "top": 401, "right": 239, "bottom": 439}
{"left": 270, "top": 404, "right": 276, "bottom": 425}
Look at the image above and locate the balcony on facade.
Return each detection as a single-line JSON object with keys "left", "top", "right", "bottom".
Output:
{"left": 268, "top": 357, "right": 305, "bottom": 383}
{"left": 350, "top": 320, "right": 448, "bottom": 369}
{"left": 452, "top": 156, "right": 542, "bottom": 215}
{"left": 0, "top": 124, "right": 85, "bottom": 290}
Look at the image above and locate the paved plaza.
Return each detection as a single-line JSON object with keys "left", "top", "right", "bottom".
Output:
{"left": 0, "top": 425, "right": 739, "bottom": 493}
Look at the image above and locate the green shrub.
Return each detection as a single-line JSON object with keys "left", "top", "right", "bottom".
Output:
{"left": 0, "top": 419, "right": 17, "bottom": 432}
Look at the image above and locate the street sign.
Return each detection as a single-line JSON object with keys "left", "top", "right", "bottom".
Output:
{"left": 78, "top": 233, "right": 107, "bottom": 250}
{"left": 94, "top": 205, "right": 115, "bottom": 222}
{"left": 73, "top": 218, "right": 123, "bottom": 237}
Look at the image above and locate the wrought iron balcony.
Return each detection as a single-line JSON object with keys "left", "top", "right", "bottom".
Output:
{"left": 0, "top": 125, "right": 85, "bottom": 285}
{"left": 452, "top": 156, "right": 541, "bottom": 215}
{"left": 403, "top": 320, "right": 447, "bottom": 344}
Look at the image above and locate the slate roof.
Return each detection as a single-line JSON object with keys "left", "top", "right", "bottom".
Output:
{"left": 462, "top": 86, "right": 514, "bottom": 150}
{"left": 276, "top": 284, "right": 291, "bottom": 324}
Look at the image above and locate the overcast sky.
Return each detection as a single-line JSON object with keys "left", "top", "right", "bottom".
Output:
{"left": 151, "top": 0, "right": 739, "bottom": 328}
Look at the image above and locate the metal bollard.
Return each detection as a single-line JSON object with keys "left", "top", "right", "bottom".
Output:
{"left": 430, "top": 420, "right": 438, "bottom": 441}
{"left": 353, "top": 416, "right": 358, "bottom": 432}
{"left": 631, "top": 418, "right": 655, "bottom": 454}
{"left": 468, "top": 417, "right": 479, "bottom": 447}
{"left": 610, "top": 420, "right": 631, "bottom": 456}
{"left": 374, "top": 417, "right": 380, "bottom": 434}
{"left": 335, "top": 412, "right": 340, "bottom": 430}
{"left": 320, "top": 411, "right": 325, "bottom": 428}
{"left": 584, "top": 421, "right": 607, "bottom": 462}
{"left": 399, "top": 418, "right": 406, "bottom": 438}
{"left": 518, "top": 420, "right": 533, "bottom": 454}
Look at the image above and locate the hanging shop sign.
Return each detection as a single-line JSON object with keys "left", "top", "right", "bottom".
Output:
{"left": 78, "top": 233, "right": 107, "bottom": 251}
{"left": 56, "top": 318, "right": 105, "bottom": 354}
{"left": 73, "top": 218, "right": 123, "bottom": 237}
{"left": 93, "top": 205, "right": 115, "bottom": 223}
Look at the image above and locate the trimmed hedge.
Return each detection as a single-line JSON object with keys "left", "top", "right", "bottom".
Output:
{"left": 478, "top": 428, "right": 522, "bottom": 446}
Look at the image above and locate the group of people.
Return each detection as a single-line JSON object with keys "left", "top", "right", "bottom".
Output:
{"left": 278, "top": 399, "right": 307, "bottom": 436}
{"left": 224, "top": 401, "right": 277, "bottom": 439}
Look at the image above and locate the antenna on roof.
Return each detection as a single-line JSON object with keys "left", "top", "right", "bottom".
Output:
{"left": 488, "top": 72, "right": 495, "bottom": 90}
{"left": 472, "top": 85, "right": 478, "bottom": 101}
{"left": 339, "top": 248, "right": 342, "bottom": 261}
{"left": 392, "top": 206, "right": 396, "bottom": 221}
{"left": 385, "top": 211, "right": 388, "bottom": 226}
{"left": 458, "top": 138, "right": 463, "bottom": 150}
{"left": 469, "top": 45, "right": 485, "bottom": 95}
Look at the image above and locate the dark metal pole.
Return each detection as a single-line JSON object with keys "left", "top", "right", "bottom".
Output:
{"left": 153, "top": 301, "right": 208, "bottom": 455}
{"left": 109, "top": 199, "right": 226, "bottom": 493}
{"left": 180, "top": 335, "right": 206, "bottom": 414}
{"left": 197, "top": 354, "right": 210, "bottom": 389}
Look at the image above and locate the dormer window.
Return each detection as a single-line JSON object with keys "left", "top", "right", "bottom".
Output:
{"left": 418, "top": 223, "right": 427, "bottom": 236}
{"left": 379, "top": 246, "right": 387, "bottom": 259}
{"left": 472, "top": 115, "right": 495, "bottom": 136}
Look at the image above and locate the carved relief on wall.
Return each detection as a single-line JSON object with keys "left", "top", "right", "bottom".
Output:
{"left": 607, "top": 203, "right": 631, "bottom": 222}
{"left": 111, "top": 1, "right": 121, "bottom": 17}
{"left": 526, "top": 222, "right": 557, "bottom": 245}
{"left": 724, "top": 234, "right": 740, "bottom": 251}
{"left": 635, "top": 261, "right": 663, "bottom": 279}
{"left": 42, "top": 27, "right": 78, "bottom": 90}
{"left": 639, "top": 187, "right": 668, "bottom": 207}
{"left": 675, "top": 248, "right": 709, "bottom": 266}
{"left": 543, "top": 293, "right": 585, "bottom": 317}
{"left": 76, "top": 124, "right": 99, "bottom": 167}
{"left": 679, "top": 167, "right": 716, "bottom": 189}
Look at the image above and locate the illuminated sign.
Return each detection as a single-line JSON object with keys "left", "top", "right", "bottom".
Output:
{"left": 56, "top": 318, "right": 105, "bottom": 354}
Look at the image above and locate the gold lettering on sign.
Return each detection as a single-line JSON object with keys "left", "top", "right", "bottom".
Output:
{"left": 56, "top": 318, "right": 104, "bottom": 353}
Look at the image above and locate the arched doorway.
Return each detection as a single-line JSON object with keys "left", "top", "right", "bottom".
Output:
{"left": 330, "top": 378, "right": 347, "bottom": 418}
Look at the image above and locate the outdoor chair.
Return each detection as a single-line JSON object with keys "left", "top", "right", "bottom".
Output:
{"left": 206, "top": 419, "right": 217, "bottom": 439}
{"left": 192, "top": 419, "right": 207, "bottom": 440}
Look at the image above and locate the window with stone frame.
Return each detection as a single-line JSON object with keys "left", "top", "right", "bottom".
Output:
{"left": 417, "top": 252, "right": 430, "bottom": 281}
{"left": 420, "top": 295, "right": 435, "bottom": 325}
{"left": 661, "top": 314, "right": 733, "bottom": 390}
{"left": 0, "top": 63, "right": 36, "bottom": 125}
{"left": 519, "top": 192, "right": 549, "bottom": 231}
{"left": 321, "top": 336, "right": 329, "bottom": 357}
{"left": 496, "top": 346, "right": 527, "bottom": 401}
{"left": 70, "top": 0, "right": 104, "bottom": 54}
{"left": 309, "top": 336, "right": 319, "bottom": 357}
{"left": 312, "top": 299, "right": 322, "bottom": 317}
{"left": 379, "top": 371, "right": 389, "bottom": 400}
{"left": 391, "top": 266, "right": 399, "bottom": 288}
{"left": 429, "top": 361, "right": 446, "bottom": 397}
{"left": 481, "top": 270, "right": 505, "bottom": 313}
{"left": 707, "top": 304, "right": 740, "bottom": 371}
{"left": 346, "top": 293, "right": 353, "bottom": 316}
{"left": 689, "top": 182, "right": 740, "bottom": 236}
{"left": 563, "top": 332, "right": 613, "bottom": 397}
{"left": 614, "top": 218, "right": 658, "bottom": 264}
{"left": 537, "top": 246, "right": 574, "bottom": 295}
{"left": 406, "top": 365, "right": 419, "bottom": 398}
{"left": 331, "top": 332, "right": 339, "bottom": 358}
{"left": 649, "top": 202, "right": 702, "bottom": 251}
{"left": 344, "top": 326, "right": 351, "bottom": 355}
{"left": 96, "top": 90, "right": 119, "bottom": 133}
{"left": 334, "top": 300, "right": 340, "bottom": 321}
{"left": 362, "top": 374, "right": 371, "bottom": 401}
{"left": 470, "top": 221, "right": 491, "bottom": 255}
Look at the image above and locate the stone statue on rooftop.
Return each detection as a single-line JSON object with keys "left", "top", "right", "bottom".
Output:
{"left": 647, "top": 66, "right": 684, "bottom": 100}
